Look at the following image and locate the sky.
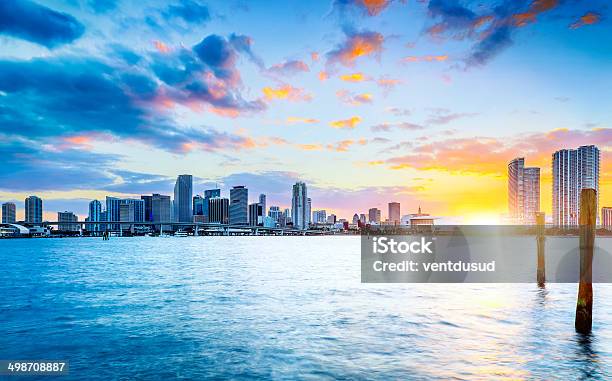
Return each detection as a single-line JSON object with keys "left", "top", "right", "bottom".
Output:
{"left": 0, "top": 0, "right": 611, "bottom": 223}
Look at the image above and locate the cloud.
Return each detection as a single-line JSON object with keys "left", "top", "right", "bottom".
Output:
{"left": 333, "top": 0, "right": 393, "bottom": 16}
{"left": 425, "top": 109, "right": 478, "bottom": 125}
{"left": 401, "top": 55, "right": 449, "bottom": 63}
{"left": 570, "top": 12, "right": 601, "bottom": 29}
{"left": 326, "top": 138, "right": 367, "bottom": 152}
{"left": 267, "top": 60, "right": 310, "bottom": 76}
{"left": 371, "top": 122, "right": 424, "bottom": 132}
{"left": 87, "top": 0, "right": 118, "bottom": 13}
{"left": 336, "top": 90, "right": 373, "bottom": 105}
{"left": 163, "top": 0, "right": 211, "bottom": 25}
{"left": 297, "top": 143, "right": 324, "bottom": 151}
{"left": 0, "top": 0, "right": 84, "bottom": 48}
{"left": 228, "top": 33, "right": 265, "bottom": 68}
{"left": 262, "top": 84, "right": 312, "bottom": 102}
{"left": 339, "top": 72, "right": 371, "bottom": 82}
{"left": 326, "top": 28, "right": 384, "bottom": 67}
{"left": 318, "top": 71, "right": 329, "bottom": 81}
{"left": 286, "top": 117, "right": 319, "bottom": 124}
{"left": 330, "top": 116, "right": 362, "bottom": 129}
{"left": 377, "top": 77, "right": 402, "bottom": 93}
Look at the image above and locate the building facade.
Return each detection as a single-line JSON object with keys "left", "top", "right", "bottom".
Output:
{"left": 88, "top": 200, "right": 102, "bottom": 233}
{"left": 106, "top": 196, "right": 121, "bottom": 230}
{"left": 388, "top": 202, "right": 400, "bottom": 225}
{"left": 602, "top": 207, "right": 612, "bottom": 230}
{"left": 174, "top": 175, "right": 193, "bottom": 223}
{"left": 292, "top": 182, "right": 309, "bottom": 230}
{"left": 152, "top": 194, "right": 172, "bottom": 230}
{"left": 552, "top": 145, "right": 600, "bottom": 226}
{"left": 58, "top": 211, "right": 79, "bottom": 232}
{"left": 25, "top": 196, "right": 43, "bottom": 224}
{"left": 259, "top": 194, "right": 266, "bottom": 218}
{"left": 141, "top": 195, "right": 153, "bottom": 222}
{"left": 508, "top": 158, "right": 541, "bottom": 225}
{"left": 229, "top": 186, "right": 248, "bottom": 225}
{"left": 208, "top": 197, "right": 229, "bottom": 224}
{"left": 248, "top": 203, "right": 263, "bottom": 226}
{"left": 203, "top": 188, "right": 221, "bottom": 221}
{"left": 368, "top": 208, "right": 381, "bottom": 223}
{"left": 2, "top": 202, "right": 16, "bottom": 224}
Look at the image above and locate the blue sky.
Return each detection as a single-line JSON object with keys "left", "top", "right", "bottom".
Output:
{"left": 1, "top": 0, "right": 611, "bottom": 222}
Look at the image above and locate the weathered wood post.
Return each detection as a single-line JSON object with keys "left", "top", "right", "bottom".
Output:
{"left": 575, "top": 188, "right": 596, "bottom": 334}
{"left": 536, "top": 212, "right": 546, "bottom": 287}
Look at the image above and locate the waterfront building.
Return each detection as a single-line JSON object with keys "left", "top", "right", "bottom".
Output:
{"left": 312, "top": 210, "right": 327, "bottom": 224}
{"left": 306, "top": 198, "right": 312, "bottom": 228}
{"left": 174, "top": 175, "right": 193, "bottom": 223}
{"left": 359, "top": 214, "right": 366, "bottom": 225}
{"left": 368, "top": 208, "right": 381, "bottom": 224}
{"left": 268, "top": 206, "right": 282, "bottom": 222}
{"left": 106, "top": 196, "right": 121, "bottom": 230}
{"left": 152, "top": 194, "right": 172, "bottom": 224}
{"left": 263, "top": 216, "right": 276, "bottom": 228}
{"left": 88, "top": 200, "right": 102, "bottom": 233}
{"left": 552, "top": 145, "right": 600, "bottom": 226}
{"left": 292, "top": 182, "right": 309, "bottom": 230}
{"left": 508, "top": 158, "right": 540, "bottom": 224}
{"left": 408, "top": 206, "right": 435, "bottom": 227}
{"left": 352, "top": 213, "right": 359, "bottom": 225}
{"left": 388, "top": 202, "right": 401, "bottom": 225}
{"left": 327, "top": 214, "right": 337, "bottom": 224}
{"left": 2, "top": 202, "right": 16, "bottom": 224}
{"left": 602, "top": 207, "right": 612, "bottom": 229}
{"left": 141, "top": 195, "right": 153, "bottom": 222}
{"left": 284, "top": 208, "right": 291, "bottom": 224}
{"left": 248, "top": 203, "right": 264, "bottom": 226}
{"left": 25, "top": 196, "right": 43, "bottom": 224}
{"left": 259, "top": 194, "right": 267, "bottom": 217}
{"left": 58, "top": 211, "right": 79, "bottom": 232}
{"left": 203, "top": 188, "right": 221, "bottom": 221}
{"left": 209, "top": 197, "right": 229, "bottom": 224}
{"left": 229, "top": 186, "right": 248, "bottom": 225}
{"left": 193, "top": 195, "right": 205, "bottom": 216}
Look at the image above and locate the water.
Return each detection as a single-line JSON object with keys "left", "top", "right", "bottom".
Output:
{"left": 1, "top": 236, "right": 611, "bottom": 380}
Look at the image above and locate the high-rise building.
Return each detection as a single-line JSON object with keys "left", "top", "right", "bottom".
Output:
{"left": 552, "top": 145, "right": 600, "bottom": 226}
{"left": 174, "top": 175, "right": 193, "bottom": 222}
{"left": 88, "top": 200, "right": 102, "bottom": 233}
{"left": 284, "top": 208, "right": 291, "bottom": 224}
{"left": 292, "top": 182, "right": 308, "bottom": 230}
{"left": 306, "top": 198, "right": 312, "bottom": 228}
{"left": 312, "top": 210, "right": 327, "bottom": 224}
{"left": 208, "top": 197, "right": 229, "bottom": 224}
{"left": 508, "top": 158, "right": 541, "bottom": 224}
{"left": 388, "top": 202, "right": 401, "bottom": 225}
{"left": 203, "top": 188, "right": 221, "bottom": 221}
{"left": 259, "top": 194, "right": 266, "bottom": 217}
{"left": 368, "top": 208, "right": 381, "bottom": 223}
{"left": 119, "top": 199, "right": 145, "bottom": 223}
{"left": 268, "top": 206, "right": 282, "bottom": 222}
{"left": 152, "top": 194, "right": 172, "bottom": 230}
{"left": 229, "top": 186, "right": 248, "bottom": 225}
{"left": 248, "top": 203, "right": 263, "bottom": 226}
{"left": 352, "top": 213, "right": 360, "bottom": 225}
{"left": 106, "top": 196, "right": 121, "bottom": 230}
{"left": 326, "top": 214, "right": 337, "bottom": 224}
{"left": 2, "top": 202, "right": 16, "bottom": 224}
{"left": 359, "top": 214, "right": 366, "bottom": 224}
{"left": 193, "top": 195, "right": 205, "bottom": 216}
{"left": 25, "top": 196, "right": 42, "bottom": 224}
{"left": 602, "top": 207, "right": 612, "bottom": 230}
{"left": 141, "top": 195, "right": 153, "bottom": 222}
{"left": 58, "top": 211, "right": 79, "bottom": 232}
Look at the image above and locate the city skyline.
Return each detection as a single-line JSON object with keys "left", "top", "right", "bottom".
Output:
{"left": 0, "top": 1, "right": 611, "bottom": 224}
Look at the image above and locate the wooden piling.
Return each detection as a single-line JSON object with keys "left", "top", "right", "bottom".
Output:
{"left": 575, "top": 188, "right": 596, "bottom": 334}
{"left": 536, "top": 212, "right": 546, "bottom": 287}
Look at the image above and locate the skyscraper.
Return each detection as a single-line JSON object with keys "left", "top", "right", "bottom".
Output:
{"left": 508, "top": 158, "right": 540, "bottom": 224}
{"left": 259, "top": 194, "right": 266, "bottom": 217}
{"left": 208, "top": 197, "right": 229, "bottom": 224}
{"left": 292, "top": 182, "right": 308, "bottom": 230}
{"left": 2, "top": 202, "right": 16, "bottom": 224}
{"left": 141, "top": 195, "right": 153, "bottom": 222}
{"left": 306, "top": 198, "right": 312, "bottom": 227}
{"left": 25, "top": 196, "right": 42, "bottom": 224}
{"left": 88, "top": 200, "right": 102, "bottom": 233}
{"left": 152, "top": 193, "right": 172, "bottom": 230}
{"left": 174, "top": 175, "right": 193, "bottom": 222}
{"left": 203, "top": 188, "right": 221, "bottom": 221}
{"left": 388, "top": 202, "right": 400, "bottom": 225}
{"left": 58, "top": 211, "right": 78, "bottom": 232}
{"left": 193, "top": 195, "right": 205, "bottom": 217}
{"left": 229, "top": 186, "right": 248, "bottom": 225}
{"left": 120, "top": 199, "right": 145, "bottom": 222}
{"left": 106, "top": 196, "right": 121, "bottom": 230}
{"left": 248, "top": 203, "right": 263, "bottom": 226}
{"left": 368, "top": 208, "right": 381, "bottom": 223}
{"left": 552, "top": 145, "right": 600, "bottom": 226}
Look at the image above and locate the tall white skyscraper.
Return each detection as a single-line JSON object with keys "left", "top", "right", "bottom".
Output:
{"left": 508, "top": 158, "right": 540, "bottom": 224}
{"left": 292, "top": 182, "right": 308, "bottom": 230}
{"left": 552, "top": 145, "right": 600, "bottom": 226}
{"left": 173, "top": 174, "right": 193, "bottom": 223}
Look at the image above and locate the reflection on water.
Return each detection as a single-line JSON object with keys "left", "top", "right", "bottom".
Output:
{"left": 0, "top": 236, "right": 610, "bottom": 380}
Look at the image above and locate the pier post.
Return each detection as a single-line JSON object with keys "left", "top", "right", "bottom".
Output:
{"left": 536, "top": 212, "right": 546, "bottom": 287}
{"left": 575, "top": 188, "right": 596, "bottom": 334}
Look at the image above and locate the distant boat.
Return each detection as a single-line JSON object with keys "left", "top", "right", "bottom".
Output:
{"left": 174, "top": 230, "right": 189, "bottom": 237}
